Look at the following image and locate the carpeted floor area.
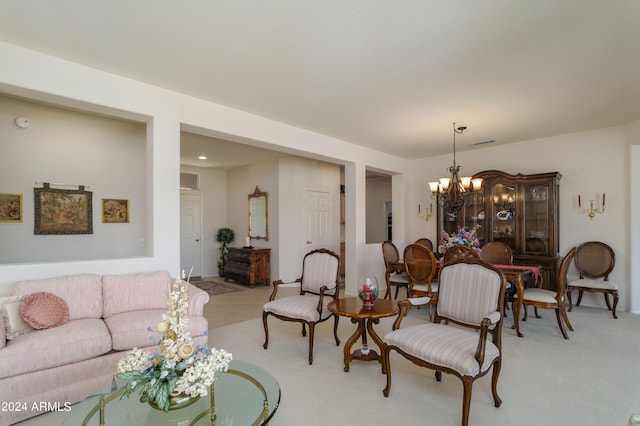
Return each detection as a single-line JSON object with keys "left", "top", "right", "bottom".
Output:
{"left": 190, "top": 277, "right": 248, "bottom": 296}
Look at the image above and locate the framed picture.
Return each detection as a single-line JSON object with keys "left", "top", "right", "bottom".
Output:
{"left": 34, "top": 184, "right": 93, "bottom": 235}
{"left": 102, "top": 198, "right": 129, "bottom": 223}
{"left": 0, "top": 193, "right": 22, "bottom": 222}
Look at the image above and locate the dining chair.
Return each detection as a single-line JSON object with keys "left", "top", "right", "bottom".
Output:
{"left": 443, "top": 244, "right": 481, "bottom": 263}
{"left": 403, "top": 243, "right": 438, "bottom": 311}
{"left": 525, "top": 237, "right": 547, "bottom": 253}
{"left": 262, "top": 248, "right": 341, "bottom": 364}
{"left": 480, "top": 241, "right": 513, "bottom": 265}
{"left": 383, "top": 257, "right": 506, "bottom": 426}
{"left": 481, "top": 241, "right": 514, "bottom": 316}
{"left": 381, "top": 241, "right": 410, "bottom": 300}
{"left": 567, "top": 241, "right": 619, "bottom": 319}
{"left": 515, "top": 247, "right": 575, "bottom": 339}
{"left": 414, "top": 238, "right": 434, "bottom": 252}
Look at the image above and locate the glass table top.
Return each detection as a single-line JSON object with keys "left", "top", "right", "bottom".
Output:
{"left": 63, "top": 359, "right": 280, "bottom": 426}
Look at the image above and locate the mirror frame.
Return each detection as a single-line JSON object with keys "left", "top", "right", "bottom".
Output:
{"left": 248, "top": 186, "right": 268, "bottom": 240}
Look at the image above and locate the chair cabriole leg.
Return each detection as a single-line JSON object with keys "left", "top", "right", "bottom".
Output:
{"left": 262, "top": 312, "right": 270, "bottom": 349}
{"left": 333, "top": 315, "right": 340, "bottom": 345}
{"left": 555, "top": 308, "right": 569, "bottom": 339}
{"left": 382, "top": 346, "right": 392, "bottom": 397}
{"left": 491, "top": 359, "right": 502, "bottom": 408}
{"left": 461, "top": 376, "right": 473, "bottom": 426}
{"left": 308, "top": 323, "right": 315, "bottom": 365}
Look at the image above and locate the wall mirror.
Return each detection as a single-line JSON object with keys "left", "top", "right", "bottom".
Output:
{"left": 248, "top": 186, "right": 268, "bottom": 240}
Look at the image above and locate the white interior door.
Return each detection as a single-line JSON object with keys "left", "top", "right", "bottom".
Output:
{"left": 304, "top": 190, "right": 330, "bottom": 253}
{"left": 180, "top": 193, "right": 202, "bottom": 278}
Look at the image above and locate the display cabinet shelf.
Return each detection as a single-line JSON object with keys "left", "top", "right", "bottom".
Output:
{"left": 437, "top": 170, "right": 561, "bottom": 289}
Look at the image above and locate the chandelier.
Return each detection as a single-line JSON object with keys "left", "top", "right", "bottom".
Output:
{"left": 428, "top": 123, "right": 483, "bottom": 213}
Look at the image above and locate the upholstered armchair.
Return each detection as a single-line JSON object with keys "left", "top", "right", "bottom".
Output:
{"left": 383, "top": 258, "right": 506, "bottom": 426}
{"left": 262, "top": 249, "right": 341, "bottom": 364}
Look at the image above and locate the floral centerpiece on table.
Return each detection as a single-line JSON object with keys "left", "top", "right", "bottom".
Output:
{"left": 116, "top": 272, "right": 232, "bottom": 412}
{"left": 438, "top": 225, "right": 482, "bottom": 254}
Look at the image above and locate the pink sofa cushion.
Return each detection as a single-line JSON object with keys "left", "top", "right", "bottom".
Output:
{"left": 0, "top": 318, "right": 112, "bottom": 379}
{"left": 102, "top": 271, "right": 173, "bottom": 318}
{"left": 13, "top": 274, "right": 103, "bottom": 320}
{"left": 20, "top": 292, "right": 69, "bottom": 329}
{"left": 104, "top": 310, "right": 209, "bottom": 351}
{"left": 104, "top": 309, "right": 164, "bottom": 350}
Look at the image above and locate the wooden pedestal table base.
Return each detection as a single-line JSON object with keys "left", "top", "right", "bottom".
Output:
{"left": 327, "top": 297, "right": 399, "bottom": 373}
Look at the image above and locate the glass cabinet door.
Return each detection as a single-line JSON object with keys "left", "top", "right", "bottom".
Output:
{"left": 523, "top": 183, "right": 550, "bottom": 255}
{"left": 462, "top": 191, "right": 485, "bottom": 246}
{"left": 490, "top": 183, "right": 516, "bottom": 251}
{"left": 438, "top": 203, "right": 461, "bottom": 238}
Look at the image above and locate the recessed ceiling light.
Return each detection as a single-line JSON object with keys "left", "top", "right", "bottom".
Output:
{"left": 198, "top": 155, "right": 208, "bottom": 160}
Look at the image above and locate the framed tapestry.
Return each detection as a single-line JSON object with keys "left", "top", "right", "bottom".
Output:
{"left": 102, "top": 198, "right": 129, "bottom": 223}
{"left": 0, "top": 193, "right": 22, "bottom": 222}
{"left": 34, "top": 183, "right": 93, "bottom": 235}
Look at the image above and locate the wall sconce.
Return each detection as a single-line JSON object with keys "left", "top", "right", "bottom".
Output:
{"left": 577, "top": 193, "right": 605, "bottom": 220}
{"left": 418, "top": 203, "right": 433, "bottom": 222}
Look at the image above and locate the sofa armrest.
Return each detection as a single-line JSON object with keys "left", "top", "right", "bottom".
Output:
{"left": 0, "top": 314, "right": 5, "bottom": 349}
{"left": 187, "top": 284, "right": 209, "bottom": 316}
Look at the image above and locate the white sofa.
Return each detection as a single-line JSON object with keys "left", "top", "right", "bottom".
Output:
{"left": 0, "top": 270, "right": 209, "bottom": 425}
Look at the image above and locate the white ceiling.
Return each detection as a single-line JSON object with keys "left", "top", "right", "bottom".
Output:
{"left": 2, "top": 1, "right": 640, "bottom": 167}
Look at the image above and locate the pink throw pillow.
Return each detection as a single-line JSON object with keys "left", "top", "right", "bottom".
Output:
{"left": 20, "top": 292, "right": 69, "bottom": 329}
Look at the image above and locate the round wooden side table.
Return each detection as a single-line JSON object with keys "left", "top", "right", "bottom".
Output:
{"left": 327, "top": 297, "right": 398, "bottom": 373}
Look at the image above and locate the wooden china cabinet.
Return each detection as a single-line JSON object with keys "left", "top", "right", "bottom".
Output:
{"left": 436, "top": 170, "right": 561, "bottom": 289}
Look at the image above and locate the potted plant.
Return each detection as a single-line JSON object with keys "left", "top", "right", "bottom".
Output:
{"left": 216, "top": 227, "right": 235, "bottom": 276}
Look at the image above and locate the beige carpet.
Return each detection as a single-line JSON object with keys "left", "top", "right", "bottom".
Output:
{"left": 209, "top": 306, "right": 640, "bottom": 426}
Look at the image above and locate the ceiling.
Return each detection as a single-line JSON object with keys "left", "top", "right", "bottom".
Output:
{"left": 2, "top": 1, "right": 640, "bottom": 166}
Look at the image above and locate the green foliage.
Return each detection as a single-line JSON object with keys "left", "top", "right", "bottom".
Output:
{"left": 216, "top": 227, "right": 235, "bottom": 273}
{"left": 117, "top": 358, "right": 189, "bottom": 412}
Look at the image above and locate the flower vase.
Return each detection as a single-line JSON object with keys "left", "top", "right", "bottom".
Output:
{"left": 148, "top": 392, "right": 200, "bottom": 411}
{"left": 358, "top": 276, "right": 379, "bottom": 308}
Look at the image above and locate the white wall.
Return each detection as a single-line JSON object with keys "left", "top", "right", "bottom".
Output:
{"left": 0, "top": 95, "right": 148, "bottom": 263}
{"left": 0, "top": 41, "right": 638, "bottom": 315}
{"left": 225, "top": 159, "right": 279, "bottom": 280}
{"left": 365, "top": 176, "right": 392, "bottom": 244}
{"left": 405, "top": 126, "right": 633, "bottom": 311}
{"left": 277, "top": 156, "right": 341, "bottom": 282}
{"left": 180, "top": 165, "right": 227, "bottom": 278}
{"left": 0, "top": 41, "right": 406, "bottom": 295}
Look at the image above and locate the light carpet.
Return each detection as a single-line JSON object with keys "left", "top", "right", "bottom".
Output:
{"left": 209, "top": 306, "right": 640, "bottom": 426}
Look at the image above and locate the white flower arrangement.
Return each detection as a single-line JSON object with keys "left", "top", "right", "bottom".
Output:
{"left": 116, "top": 272, "right": 232, "bottom": 411}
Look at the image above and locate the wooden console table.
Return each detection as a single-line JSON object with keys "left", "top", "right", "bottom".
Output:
{"left": 225, "top": 247, "right": 271, "bottom": 288}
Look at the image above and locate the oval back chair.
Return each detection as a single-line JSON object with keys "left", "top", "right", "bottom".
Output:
{"left": 443, "top": 245, "right": 481, "bottom": 263}
{"left": 403, "top": 243, "right": 437, "bottom": 300}
{"left": 480, "top": 241, "right": 513, "bottom": 265}
{"left": 516, "top": 247, "right": 575, "bottom": 339}
{"left": 567, "top": 241, "right": 619, "bottom": 318}
{"left": 381, "top": 241, "right": 410, "bottom": 300}
{"left": 414, "top": 238, "right": 434, "bottom": 252}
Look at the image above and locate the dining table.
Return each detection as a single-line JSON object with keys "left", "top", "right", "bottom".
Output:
{"left": 490, "top": 264, "right": 538, "bottom": 337}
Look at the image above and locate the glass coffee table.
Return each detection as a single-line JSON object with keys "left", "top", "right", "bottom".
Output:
{"left": 63, "top": 360, "right": 280, "bottom": 426}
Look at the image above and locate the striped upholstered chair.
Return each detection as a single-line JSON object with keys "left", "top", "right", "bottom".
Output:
{"left": 262, "top": 249, "right": 341, "bottom": 364}
{"left": 383, "top": 257, "right": 506, "bottom": 426}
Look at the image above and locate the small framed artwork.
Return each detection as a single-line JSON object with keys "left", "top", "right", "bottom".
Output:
{"left": 102, "top": 199, "right": 129, "bottom": 223}
{"left": 34, "top": 184, "right": 93, "bottom": 235}
{"left": 0, "top": 193, "right": 22, "bottom": 222}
